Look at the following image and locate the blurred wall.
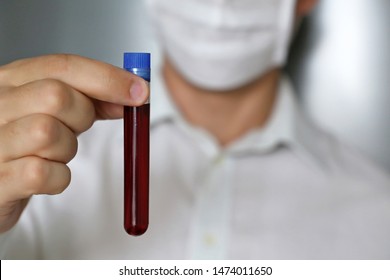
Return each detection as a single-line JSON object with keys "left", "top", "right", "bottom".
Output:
{"left": 288, "top": 0, "right": 390, "bottom": 172}
{"left": 0, "top": 0, "right": 153, "bottom": 66}
{"left": 1, "top": 0, "right": 389, "bottom": 172}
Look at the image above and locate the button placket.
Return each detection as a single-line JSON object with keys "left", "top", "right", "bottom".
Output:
{"left": 187, "top": 154, "right": 233, "bottom": 259}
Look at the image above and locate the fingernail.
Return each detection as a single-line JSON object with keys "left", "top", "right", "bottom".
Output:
{"left": 129, "top": 80, "right": 146, "bottom": 104}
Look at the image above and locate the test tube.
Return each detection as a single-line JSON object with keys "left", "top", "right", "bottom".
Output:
{"left": 123, "top": 53, "right": 150, "bottom": 236}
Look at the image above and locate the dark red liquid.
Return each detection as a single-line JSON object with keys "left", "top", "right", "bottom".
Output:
{"left": 124, "top": 104, "right": 150, "bottom": 236}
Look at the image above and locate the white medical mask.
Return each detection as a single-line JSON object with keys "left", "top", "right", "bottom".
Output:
{"left": 146, "top": 0, "right": 297, "bottom": 91}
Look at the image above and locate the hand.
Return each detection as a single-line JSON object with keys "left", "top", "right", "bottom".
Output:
{"left": 0, "top": 54, "right": 149, "bottom": 233}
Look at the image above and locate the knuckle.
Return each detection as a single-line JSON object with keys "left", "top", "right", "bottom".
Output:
{"left": 30, "top": 115, "right": 60, "bottom": 146}
{"left": 71, "top": 94, "right": 95, "bottom": 133}
{"left": 39, "top": 79, "right": 71, "bottom": 114}
{"left": 23, "top": 158, "right": 48, "bottom": 194}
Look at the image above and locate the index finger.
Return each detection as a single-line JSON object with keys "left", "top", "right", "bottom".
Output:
{"left": 0, "top": 54, "right": 149, "bottom": 106}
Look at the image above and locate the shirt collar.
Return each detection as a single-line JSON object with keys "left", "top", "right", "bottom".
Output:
{"left": 226, "top": 76, "right": 296, "bottom": 154}
{"left": 150, "top": 65, "right": 325, "bottom": 166}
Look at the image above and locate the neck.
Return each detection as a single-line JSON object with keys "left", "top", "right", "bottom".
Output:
{"left": 163, "top": 59, "right": 280, "bottom": 146}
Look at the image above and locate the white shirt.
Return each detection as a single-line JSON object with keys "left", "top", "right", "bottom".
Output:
{"left": 2, "top": 68, "right": 390, "bottom": 259}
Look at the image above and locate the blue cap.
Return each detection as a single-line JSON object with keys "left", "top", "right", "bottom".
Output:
{"left": 123, "top": 52, "right": 150, "bottom": 69}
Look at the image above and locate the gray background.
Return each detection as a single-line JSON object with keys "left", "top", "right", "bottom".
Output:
{"left": 1, "top": 0, "right": 389, "bottom": 172}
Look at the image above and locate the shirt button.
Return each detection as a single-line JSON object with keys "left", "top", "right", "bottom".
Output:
{"left": 203, "top": 233, "right": 217, "bottom": 247}
{"left": 213, "top": 154, "right": 225, "bottom": 166}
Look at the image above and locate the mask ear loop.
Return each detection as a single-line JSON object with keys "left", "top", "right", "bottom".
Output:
{"left": 273, "top": 0, "right": 298, "bottom": 65}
